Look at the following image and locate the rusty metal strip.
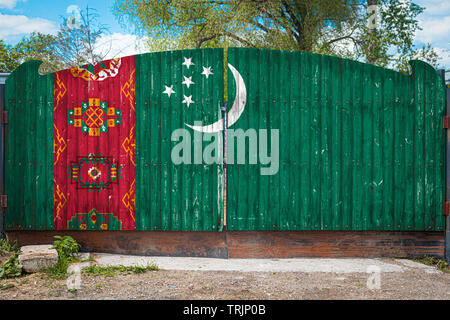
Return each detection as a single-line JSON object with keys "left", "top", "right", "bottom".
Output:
{"left": 443, "top": 202, "right": 450, "bottom": 216}
{"left": 444, "top": 115, "right": 450, "bottom": 129}
{"left": 0, "top": 195, "right": 7, "bottom": 208}
{"left": 1, "top": 111, "right": 7, "bottom": 125}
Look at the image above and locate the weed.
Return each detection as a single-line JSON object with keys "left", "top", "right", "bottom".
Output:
{"left": 0, "top": 283, "right": 14, "bottom": 290}
{"left": 0, "top": 235, "right": 19, "bottom": 253}
{"left": 413, "top": 255, "right": 450, "bottom": 273}
{"left": 82, "top": 264, "right": 159, "bottom": 277}
{"left": 45, "top": 236, "right": 81, "bottom": 279}
{"left": 0, "top": 252, "right": 22, "bottom": 279}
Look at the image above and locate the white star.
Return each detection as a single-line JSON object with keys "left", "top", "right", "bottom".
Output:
{"left": 182, "top": 76, "right": 195, "bottom": 88}
{"left": 201, "top": 66, "right": 213, "bottom": 78}
{"left": 182, "top": 95, "right": 194, "bottom": 107}
{"left": 182, "top": 57, "right": 194, "bottom": 69}
{"left": 163, "top": 85, "right": 175, "bottom": 97}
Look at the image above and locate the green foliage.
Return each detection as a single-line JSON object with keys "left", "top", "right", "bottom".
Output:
{"left": 46, "top": 236, "right": 81, "bottom": 278}
{"left": 82, "top": 264, "right": 159, "bottom": 277}
{"left": 0, "top": 40, "right": 20, "bottom": 73}
{"left": 52, "top": 236, "right": 80, "bottom": 260}
{"left": 0, "top": 252, "right": 22, "bottom": 279}
{"left": 113, "top": 0, "right": 439, "bottom": 70}
{"left": 0, "top": 283, "right": 15, "bottom": 290}
{"left": 413, "top": 255, "right": 450, "bottom": 273}
{"left": 0, "top": 235, "right": 19, "bottom": 253}
{"left": 1, "top": 6, "right": 109, "bottom": 73}
{"left": 113, "top": 0, "right": 359, "bottom": 52}
{"left": 395, "top": 43, "right": 440, "bottom": 74}
{"left": 0, "top": 33, "right": 60, "bottom": 74}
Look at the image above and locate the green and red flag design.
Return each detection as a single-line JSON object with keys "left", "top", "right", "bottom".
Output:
{"left": 53, "top": 56, "right": 136, "bottom": 230}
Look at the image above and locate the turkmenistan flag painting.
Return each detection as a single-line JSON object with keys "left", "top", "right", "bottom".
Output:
{"left": 133, "top": 49, "right": 224, "bottom": 231}
{"left": 53, "top": 56, "right": 136, "bottom": 230}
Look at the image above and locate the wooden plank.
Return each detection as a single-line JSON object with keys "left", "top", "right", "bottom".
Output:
{"left": 6, "top": 231, "right": 228, "bottom": 258}
{"left": 227, "top": 231, "right": 444, "bottom": 258}
{"left": 6, "top": 231, "right": 444, "bottom": 259}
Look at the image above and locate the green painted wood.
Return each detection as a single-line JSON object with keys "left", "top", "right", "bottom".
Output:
{"left": 5, "top": 60, "right": 54, "bottom": 230}
{"left": 134, "top": 48, "right": 224, "bottom": 231}
{"left": 3, "top": 48, "right": 445, "bottom": 233}
{"left": 227, "top": 48, "right": 446, "bottom": 231}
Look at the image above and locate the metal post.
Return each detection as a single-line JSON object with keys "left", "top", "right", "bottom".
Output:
{"left": 222, "top": 100, "right": 228, "bottom": 231}
{"left": 0, "top": 81, "right": 5, "bottom": 240}
{"left": 440, "top": 69, "right": 450, "bottom": 263}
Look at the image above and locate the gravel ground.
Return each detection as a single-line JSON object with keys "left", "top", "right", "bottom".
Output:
{"left": 0, "top": 257, "right": 449, "bottom": 300}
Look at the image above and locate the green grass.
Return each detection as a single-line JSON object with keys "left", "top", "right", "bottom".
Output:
{"left": 82, "top": 264, "right": 159, "bottom": 277}
{"left": 413, "top": 255, "right": 450, "bottom": 273}
{"left": 0, "top": 252, "right": 22, "bottom": 279}
{"left": 0, "top": 235, "right": 19, "bottom": 254}
{"left": 0, "top": 283, "right": 15, "bottom": 290}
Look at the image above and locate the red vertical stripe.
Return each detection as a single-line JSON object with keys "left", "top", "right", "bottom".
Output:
{"left": 53, "top": 56, "right": 135, "bottom": 230}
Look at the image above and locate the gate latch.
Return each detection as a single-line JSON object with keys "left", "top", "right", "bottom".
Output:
{"left": 443, "top": 202, "right": 450, "bottom": 216}
{"left": 444, "top": 115, "right": 450, "bottom": 129}
{"left": 1, "top": 111, "right": 7, "bottom": 125}
{"left": 0, "top": 195, "right": 7, "bottom": 208}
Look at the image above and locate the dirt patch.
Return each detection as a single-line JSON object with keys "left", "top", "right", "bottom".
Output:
{"left": 0, "top": 266, "right": 449, "bottom": 300}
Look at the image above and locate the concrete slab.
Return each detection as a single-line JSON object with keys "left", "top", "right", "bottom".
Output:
{"left": 91, "top": 253, "right": 413, "bottom": 273}
{"left": 19, "top": 244, "right": 58, "bottom": 273}
{"left": 395, "top": 259, "right": 442, "bottom": 274}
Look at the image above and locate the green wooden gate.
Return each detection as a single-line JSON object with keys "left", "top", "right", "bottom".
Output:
{"left": 4, "top": 49, "right": 224, "bottom": 231}
{"left": 226, "top": 48, "right": 446, "bottom": 231}
{"left": 3, "top": 48, "right": 446, "bottom": 232}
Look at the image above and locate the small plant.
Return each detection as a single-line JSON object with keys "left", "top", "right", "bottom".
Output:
{"left": 0, "top": 252, "right": 22, "bottom": 279}
{"left": 413, "top": 255, "right": 450, "bottom": 273}
{"left": 52, "top": 236, "right": 80, "bottom": 260}
{"left": 0, "top": 283, "right": 15, "bottom": 290}
{"left": 0, "top": 235, "right": 19, "bottom": 253}
{"left": 45, "top": 236, "right": 81, "bottom": 279}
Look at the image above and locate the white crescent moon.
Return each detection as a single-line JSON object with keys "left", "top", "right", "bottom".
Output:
{"left": 185, "top": 63, "right": 246, "bottom": 133}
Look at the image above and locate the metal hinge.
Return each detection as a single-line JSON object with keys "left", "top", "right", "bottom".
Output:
{"left": 443, "top": 202, "right": 450, "bottom": 216}
{"left": 0, "top": 195, "right": 7, "bottom": 208}
{"left": 1, "top": 111, "right": 8, "bottom": 125}
{"left": 444, "top": 115, "right": 450, "bottom": 129}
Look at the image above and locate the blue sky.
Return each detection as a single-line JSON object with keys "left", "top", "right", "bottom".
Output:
{"left": 0, "top": 0, "right": 148, "bottom": 58}
{"left": 0, "top": 0, "right": 449, "bottom": 69}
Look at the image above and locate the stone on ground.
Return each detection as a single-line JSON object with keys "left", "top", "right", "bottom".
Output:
{"left": 19, "top": 245, "right": 58, "bottom": 273}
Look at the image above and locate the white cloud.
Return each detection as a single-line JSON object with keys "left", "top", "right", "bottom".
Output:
{"left": 66, "top": 4, "right": 80, "bottom": 15}
{"left": 416, "top": 16, "right": 450, "bottom": 45}
{"left": 433, "top": 47, "right": 450, "bottom": 69}
{"left": 415, "top": 0, "right": 450, "bottom": 16}
{"left": 0, "top": 0, "right": 26, "bottom": 9}
{"left": 413, "top": 0, "right": 450, "bottom": 69}
{"left": 94, "top": 33, "right": 149, "bottom": 60}
{"left": 0, "top": 14, "right": 56, "bottom": 39}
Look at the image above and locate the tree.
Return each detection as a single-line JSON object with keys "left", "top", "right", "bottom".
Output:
{"left": 0, "top": 33, "right": 60, "bottom": 73}
{"left": 113, "top": 0, "right": 360, "bottom": 51}
{"left": 0, "top": 40, "right": 19, "bottom": 72}
{"left": 113, "top": 0, "right": 439, "bottom": 72}
{"left": 51, "top": 6, "right": 111, "bottom": 69}
{"left": 0, "top": 6, "right": 111, "bottom": 74}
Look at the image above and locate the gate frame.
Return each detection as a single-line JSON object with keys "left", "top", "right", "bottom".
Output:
{"left": 0, "top": 73, "right": 9, "bottom": 240}
{"left": 440, "top": 69, "right": 450, "bottom": 264}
